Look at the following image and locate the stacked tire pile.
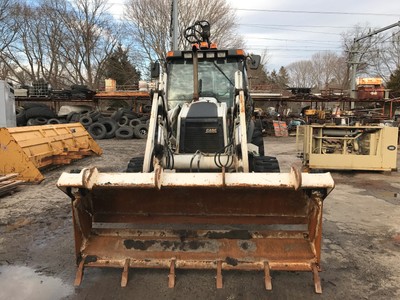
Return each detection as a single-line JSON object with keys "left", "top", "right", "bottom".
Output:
{"left": 16, "top": 103, "right": 60, "bottom": 126}
{"left": 15, "top": 103, "right": 150, "bottom": 140}
{"left": 83, "top": 108, "right": 150, "bottom": 140}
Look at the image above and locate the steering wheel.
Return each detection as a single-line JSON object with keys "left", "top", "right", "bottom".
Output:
{"left": 184, "top": 25, "right": 203, "bottom": 43}
{"left": 184, "top": 21, "right": 211, "bottom": 44}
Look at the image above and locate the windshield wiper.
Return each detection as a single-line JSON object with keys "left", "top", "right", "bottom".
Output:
{"left": 212, "top": 61, "right": 234, "bottom": 86}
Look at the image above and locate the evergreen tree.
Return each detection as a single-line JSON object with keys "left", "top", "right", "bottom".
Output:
{"left": 266, "top": 67, "right": 289, "bottom": 89}
{"left": 387, "top": 67, "right": 400, "bottom": 94}
{"left": 103, "top": 45, "right": 141, "bottom": 86}
{"left": 277, "top": 66, "right": 289, "bottom": 88}
{"left": 269, "top": 70, "right": 278, "bottom": 84}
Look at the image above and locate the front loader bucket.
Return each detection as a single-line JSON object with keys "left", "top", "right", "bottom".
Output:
{"left": 57, "top": 167, "right": 334, "bottom": 293}
{"left": 0, "top": 123, "right": 102, "bottom": 183}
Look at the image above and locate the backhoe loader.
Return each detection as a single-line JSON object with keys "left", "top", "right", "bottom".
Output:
{"left": 57, "top": 21, "right": 334, "bottom": 293}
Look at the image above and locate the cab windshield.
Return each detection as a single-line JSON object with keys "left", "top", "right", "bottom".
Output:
{"left": 167, "top": 58, "right": 239, "bottom": 109}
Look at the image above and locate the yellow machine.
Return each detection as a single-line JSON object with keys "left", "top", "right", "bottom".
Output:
{"left": 298, "top": 124, "right": 398, "bottom": 171}
{"left": 0, "top": 123, "right": 102, "bottom": 183}
{"left": 57, "top": 21, "right": 334, "bottom": 293}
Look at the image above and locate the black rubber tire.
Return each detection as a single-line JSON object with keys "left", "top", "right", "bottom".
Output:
{"left": 99, "top": 118, "right": 118, "bottom": 139}
{"left": 142, "top": 105, "right": 152, "bottom": 113}
{"left": 123, "top": 111, "right": 139, "bottom": 119}
{"left": 71, "top": 84, "right": 88, "bottom": 91}
{"left": 252, "top": 119, "right": 265, "bottom": 156}
{"left": 16, "top": 108, "right": 27, "bottom": 126}
{"left": 27, "top": 118, "right": 38, "bottom": 126}
{"left": 66, "top": 112, "right": 80, "bottom": 122}
{"left": 16, "top": 106, "right": 24, "bottom": 115}
{"left": 47, "top": 118, "right": 61, "bottom": 124}
{"left": 22, "top": 102, "right": 49, "bottom": 109}
{"left": 118, "top": 115, "right": 129, "bottom": 127}
{"left": 111, "top": 109, "right": 124, "bottom": 122}
{"left": 129, "top": 118, "right": 142, "bottom": 128}
{"left": 34, "top": 117, "right": 48, "bottom": 125}
{"left": 87, "top": 110, "right": 101, "bottom": 122}
{"left": 80, "top": 109, "right": 90, "bottom": 115}
{"left": 115, "top": 126, "right": 134, "bottom": 139}
{"left": 126, "top": 157, "right": 144, "bottom": 172}
{"left": 79, "top": 115, "right": 93, "bottom": 127}
{"left": 71, "top": 113, "right": 81, "bottom": 123}
{"left": 139, "top": 115, "right": 149, "bottom": 122}
{"left": 25, "top": 106, "right": 55, "bottom": 119}
{"left": 252, "top": 135, "right": 264, "bottom": 156}
{"left": 88, "top": 122, "right": 107, "bottom": 140}
{"left": 251, "top": 156, "right": 280, "bottom": 173}
{"left": 133, "top": 124, "right": 148, "bottom": 139}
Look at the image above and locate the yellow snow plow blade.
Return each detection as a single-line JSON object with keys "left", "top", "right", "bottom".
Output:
{"left": 57, "top": 167, "right": 334, "bottom": 293}
{"left": 0, "top": 123, "right": 102, "bottom": 183}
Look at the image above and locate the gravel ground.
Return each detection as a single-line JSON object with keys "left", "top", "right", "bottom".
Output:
{"left": 0, "top": 136, "right": 399, "bottom": 300}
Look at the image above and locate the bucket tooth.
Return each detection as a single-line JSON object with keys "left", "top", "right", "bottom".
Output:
{"left": 121, "top": 259, "right": 130, "bottom": 288}
{"left": 168, "top": 258, "right": 176, "bottom": 288}
{"left": 74, "top": 260, "right": 85, "bottom": 286}
{"left": 312, "top": 264, "right": 322, "bottom": 294}
{"left": 216, "top": 260, "right": 223, "bottom": 289}
{"left": 264, "top": 261, "right": 272, "bottom": 290}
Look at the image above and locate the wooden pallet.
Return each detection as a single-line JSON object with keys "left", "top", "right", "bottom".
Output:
{"left": 0, "top": 174, "right": 23, "bottom": 197}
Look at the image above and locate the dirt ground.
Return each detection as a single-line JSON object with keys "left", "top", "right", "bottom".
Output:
{"left": 0, "top": 136, "right": 399, "bottom": 300}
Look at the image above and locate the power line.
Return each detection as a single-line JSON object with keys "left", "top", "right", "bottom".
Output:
{"left": 239, "top": 23, "right": 353, "bottom": 29}
{"left": 248, "top": 48, "right": 343, "bottom": 52}
{"left": 247, "top": 37, "right": 340, "bottom": 45}
{"left": 248, "top": 46, "right": 342, "bottom": 51}
{"left": 233, "top": 8, "right": 400, "bottom": 17}
{"left": 239, "top": 25, "right": 341, "bottom": 35}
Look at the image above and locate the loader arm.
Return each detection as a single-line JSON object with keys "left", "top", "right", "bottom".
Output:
{"left": 143, "top": 91, "right": 161, "bottom": 172}
{"left": 236, "top": 72, "right": 249, "bottom": 172}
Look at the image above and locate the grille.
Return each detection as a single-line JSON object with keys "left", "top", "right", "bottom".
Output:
{"left": 180, "top": 118, "right": 224, "bottom": 153}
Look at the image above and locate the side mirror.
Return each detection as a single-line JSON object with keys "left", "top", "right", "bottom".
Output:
{"left": 249, "top": 55, "right": 261, "bottom": 70}
{"left": 150, "top": 61, "right": 160, "bottom": 78}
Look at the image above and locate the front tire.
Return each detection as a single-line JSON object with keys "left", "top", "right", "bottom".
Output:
{"left": 250, "top": 155, "right": 280, "bottom": 173}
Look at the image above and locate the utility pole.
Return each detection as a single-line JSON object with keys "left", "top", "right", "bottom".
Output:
{"left": 348, "top": 21, "right": 400, "bottom": 104}
{"left": 348, "top": 41, "right": 360, "bottom": 103}
{"left": 171, "top": 0, "right": 179, "bottom": 50}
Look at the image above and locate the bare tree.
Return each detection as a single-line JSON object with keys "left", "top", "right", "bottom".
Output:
{"left": 0, "top": 0, "right": 18, "bottom": 52}
{"left": 369, "top": 31, "right": 400, "bottom": 81}
{"left": 287, "top": 60, "right": 315, "bottom": 88}
{"left": 124, "top": 0, "right": 170, "bottom": 63}
{"left": 55, "top": 0, "right": 121, "bottom": 88}
{"left": 339, "top": 23, "right": 400, "bottom": 87}
{"left": 311, "top": 51, "right": 347, "bottom": 89}
{"left": 0, "top": 0, "right": 19, "bottom": 79}
{"left": 1, "top": 0, "right": 121, "bottom": 88}
{"left": 330, "top": 55, "right": 349, "bottom": 89}
{"left": 1, "top": 1, "right": 68, "bottom": 85}
{"left": 341, "top": 24, "right": 391, "bottom": 80}
{"left": 124, "top": 0, "right": 243, "bottom": 64}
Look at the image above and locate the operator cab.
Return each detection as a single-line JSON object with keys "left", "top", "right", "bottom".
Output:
{"left": 166, "top": 49, "right": 247, "bottom": 110}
